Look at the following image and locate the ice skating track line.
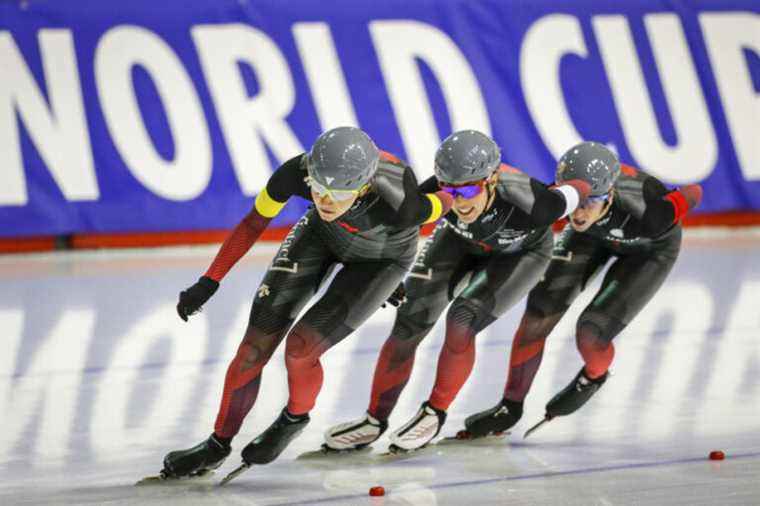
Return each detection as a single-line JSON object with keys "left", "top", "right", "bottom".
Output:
{"left": 267, "top": 451, "right": 760, "bottom": 506}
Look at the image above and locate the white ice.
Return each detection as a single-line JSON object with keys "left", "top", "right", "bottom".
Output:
{"left": 1, "top": 231, "right": 758, "bottom": 505}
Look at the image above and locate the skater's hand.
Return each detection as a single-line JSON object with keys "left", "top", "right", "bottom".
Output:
{"left": 382, "top": 283, "right": 407, "bottom": 308}
{"left": 177, "top": 276, "right": 219, "bottom": 321}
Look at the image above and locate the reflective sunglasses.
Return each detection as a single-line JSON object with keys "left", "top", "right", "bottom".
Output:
{"left": 439, "top": 180, "right": 487, "bottom": 199}
{"left": 306, "top": 176, "right": 363, "bottom": 202}
{"left": 579, "top": 193, "right": 609, "bottom": 209}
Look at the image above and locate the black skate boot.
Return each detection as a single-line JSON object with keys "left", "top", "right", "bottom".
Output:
{"left": 220, "top": 409, "right": 310, "bottom": 486}
{"left": 460, "top": 398, "right": 523, "bottom": 439}
{"left": 161, "top": 434, "right": 231, "bottom": 479}
{"left": 546, "top": 367, "right": 608, "bottom": 417}
{"left": 524, "top": 368, "right": 608, "bottom": 438}
{"left": 241, "top": 408, "right": 310, "bottom": 465}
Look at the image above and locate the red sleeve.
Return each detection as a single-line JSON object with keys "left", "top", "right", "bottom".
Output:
{"left": 204, "top": 208, "right": 271, "bottom": 282}
{"left": 664, "top": 184, "right": 703, "bottom": 224}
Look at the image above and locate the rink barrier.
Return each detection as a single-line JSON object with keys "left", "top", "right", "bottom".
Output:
{"left": 1, "top": 211, "right": 759, "bottom": 254}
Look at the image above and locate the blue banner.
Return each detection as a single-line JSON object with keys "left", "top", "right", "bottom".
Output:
{"left": 1, "top": 0, "right": 758, "bottom": 237}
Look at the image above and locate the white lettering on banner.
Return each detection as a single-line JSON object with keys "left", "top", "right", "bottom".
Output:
{"left": 293, "top": 23, "right": 359, "bottom": 131}
{"left": 369, "top": 21, "right": 490, "bottom": 178}
{"left": 700, "top": 12, "right": 760, "bottom": 181}
{"left": 95, "top": 26, "right": 211, "bottom": 201}
{"left": 593, "top": 15, "right": 717, "bottom": 183}
{"left": 1, "top": 310, "right": 95, "bottom": 467}
{"left": 192, "top": 24, "right": 303, "bottom": 196}
{"left": 90, "top": 303, "right": 208, "bottom": 461}
{"left": 0, "top": 30, "right": 97, "bottom": 206}
{"left": 520, "top": 15, "right": 587, "bottom": 160}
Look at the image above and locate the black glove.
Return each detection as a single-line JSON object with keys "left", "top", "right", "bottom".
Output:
{"left": 382, "top": 282, "right": 407, "bottom": 308}
{"left": 177, "top": 276, "right": 219, "bottom": 321}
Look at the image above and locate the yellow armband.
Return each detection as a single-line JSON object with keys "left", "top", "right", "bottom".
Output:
{"left": 254, "top": 187, "right": 286, "bottom": 218}
{"left": 423, "top": 193, "right": 444, "bottom": 224}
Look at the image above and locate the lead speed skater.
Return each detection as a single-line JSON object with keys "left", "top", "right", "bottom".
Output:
{"left": 143, "top": 126, "right": 453, "bottom": 484}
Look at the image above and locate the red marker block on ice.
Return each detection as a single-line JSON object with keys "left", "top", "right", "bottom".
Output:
{"left": 709, "top": 450, "right": 725, "bottom": 461}
{"left": 369, "top": 486, "right": 385, "bottom": 496}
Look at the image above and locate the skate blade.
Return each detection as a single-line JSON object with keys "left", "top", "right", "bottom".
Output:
{"left": 135, "top": 475, "right": 166, "bottom": 486}
{"left": 297, "top": 444, "right": 373, "bottom": 460}
{"left": 377, "top": 443, "right": 434, "bottom": 460}
{"left": 218, "top": 464, "right": 250, "bottom": 486}
{"left": 135, "top": 470, "right": 214, "bottom": 486}
{"left": 523, "top": 417, "right": 551, "bottom": 439}
{"left": 438, "top": 430, "right": 510, "bottom": 446}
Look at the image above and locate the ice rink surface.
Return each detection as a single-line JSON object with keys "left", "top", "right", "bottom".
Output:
{"left": 1, "top": 230, "right": 759, "bottom": 505}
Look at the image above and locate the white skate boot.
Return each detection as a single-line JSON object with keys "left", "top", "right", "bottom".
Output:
{"left": 388, "top": 402, "right": 447, "bottom": 452}
{"left": 323, "top": 413, "right": 388, "bottom": 452}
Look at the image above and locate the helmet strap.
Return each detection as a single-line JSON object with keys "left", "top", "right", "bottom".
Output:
{"left": 484, "top": 173, "right": 498, "bottom": 211}
{"left": 596, "top": 190, "right": 614, "bottom": 221}
{"left": 357, "top": 183, "right": 371, "bottom": 198}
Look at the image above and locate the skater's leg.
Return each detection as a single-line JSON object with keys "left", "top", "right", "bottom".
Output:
{"left": 238, "top": 260, "right": 410, "bottom": 464}
{"left": 390, "top": 236, "right": 553, "bottom": 449}
{"left": 504, "top": 308, "right": 564, "bottom": 401}
{"left": 285, "top": 260, "right": 410, "bottom": 415}
{"left": 539, "top": 233, "right": 681, "bottom": 422}
{"left": 504, "top": 228, "right": 611, "bottom": 402}
{"left": 367, "top": 315, "right": 437, "bottom": 420}
{"left": 429, "top": 234, "right": 553, "bottom": 411}
{"left": 368, "top": 226, "right": 469, "bottom": 421}
{"left": 427, "top": 298, "right": 495, "bottom": 411}
{"left": 213, "top": 217, "right": 333, "bottom": 439}
{"left": 576, "top": 234, "right": 680, "bottom": 379}
{"left": 576, "top": 320, "right": 616, "bottom": 380}
{"left": 163, "top": 216, "right": 333, "bottom": 478}
{"left": 213, "top": 307, "right": 295, "bottom": 439}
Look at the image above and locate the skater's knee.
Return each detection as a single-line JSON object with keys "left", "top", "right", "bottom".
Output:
{"left": 443, "top": 299, "right": 495, "bottom": 354}
{"left": 526, "top": 290, "right": 570, "bottom": 323}
{"left": 238, "top": 305, "right": 292, "bottom": 366}
{"left": 390, "top": 315, "right": 434, "bottom": 344}
{"left": 442, "top": 334, "right": 473, "bottom": 354}
{"left": 514, "top": 307, "right": 562, "bottom": 347}
{"left": 383, "top": 334, "right": 422, "bottom": 362}
{"left": 576, "top": 322, "right": 609, "bottom": 353}
{"left": 234, "top": 328, "right": 281, "bottom": 370}
{"left": 447, "top": 298, "right": 495, "bottom": 334}
{"left": 285, "top": 325, "right": 311, "bottom": 361}
{"left": 576, "top": 309, "right": 625, "bottom": 344}
{"left": 285, "top": 323, "right": 325, "bottom": 367}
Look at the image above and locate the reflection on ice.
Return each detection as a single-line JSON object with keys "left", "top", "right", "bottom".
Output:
{"left": 0, "top": 236, "right": 758, "bottom": 505}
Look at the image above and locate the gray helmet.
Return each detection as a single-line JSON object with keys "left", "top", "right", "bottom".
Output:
{"left": 434, "top": 130, "right": 501, "bottom": 184}
{"left": 555, "top": 141, "right": 621, "bottom": 197}
{"left": 307, "top": 126, "right": 379, "bottom": 191}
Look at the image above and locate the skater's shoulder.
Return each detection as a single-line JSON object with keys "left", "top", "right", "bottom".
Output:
{"left": 496, "top": 164, "right": 530, "bottom": 190}
{"left": 373, "top": 160, "right": 424, "bottom": 213}
{"left": 375, "top": 153, "right": 415, "bottom": 186}
{"left": 612, "top": 166, "right": 669, "bottom": 219}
